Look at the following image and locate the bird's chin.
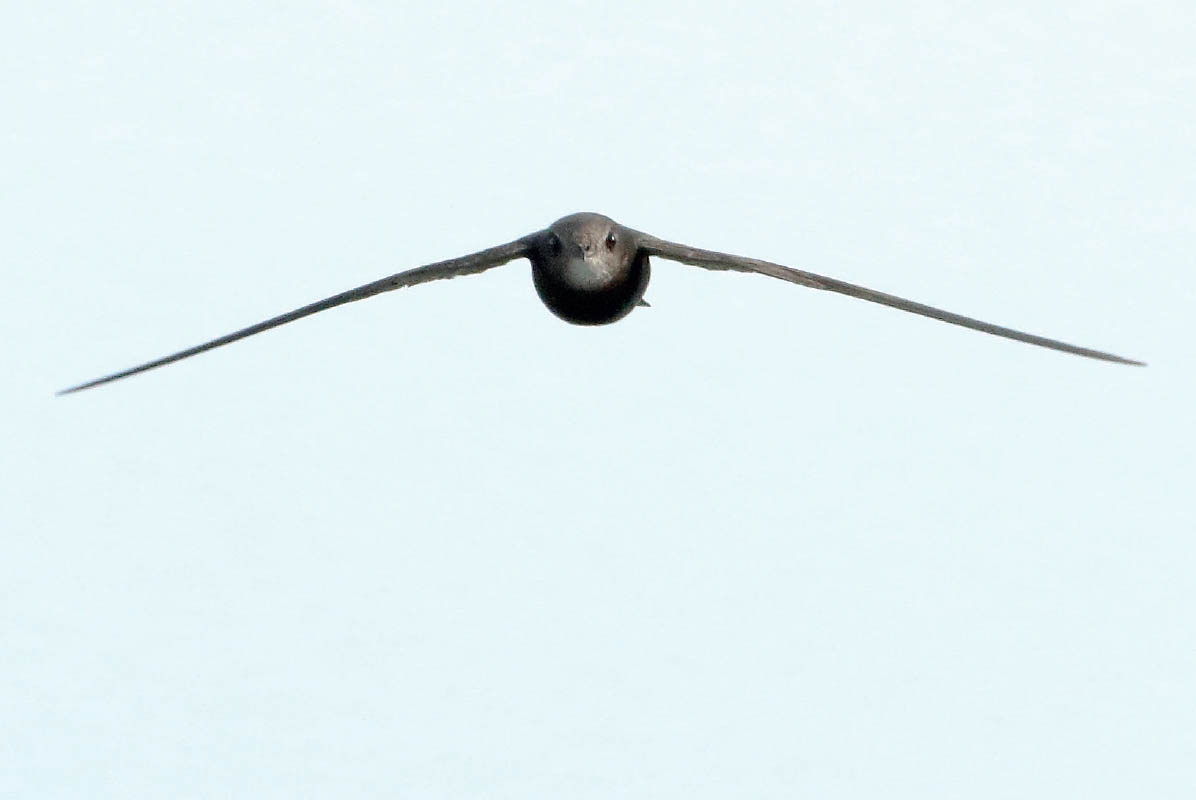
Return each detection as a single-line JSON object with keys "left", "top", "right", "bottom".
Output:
{"left": 561, "top": 257, "right": 618, "bottom": 291}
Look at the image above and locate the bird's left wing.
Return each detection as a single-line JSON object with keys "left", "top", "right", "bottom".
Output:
{"left": 636, "top": 233, "right": 1142, "bottom": 366}
{"left": 58, "top": 235, "right": 539, "bottom": 394}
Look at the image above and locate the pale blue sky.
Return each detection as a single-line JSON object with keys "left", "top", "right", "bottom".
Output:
{"left": 3, "top": 1, "right": 1193, "bottom": 797}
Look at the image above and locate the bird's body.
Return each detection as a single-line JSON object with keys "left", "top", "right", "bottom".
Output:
{"left": 59, "top": 211, "right": 1142, "bottom": 394}
{"left": 531, "top": 212, "right": 650, "bottom": 325}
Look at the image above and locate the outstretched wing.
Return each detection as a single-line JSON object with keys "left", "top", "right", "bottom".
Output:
{"left": 58, "top": 235, "right": 538, "bottom": 394}
{"left": 636, "top": 234, "right": 1142, "bottom": 366}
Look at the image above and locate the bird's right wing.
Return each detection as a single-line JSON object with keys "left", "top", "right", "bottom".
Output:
{"left": 59, "top": 234, "right": 539, "bottom": 394}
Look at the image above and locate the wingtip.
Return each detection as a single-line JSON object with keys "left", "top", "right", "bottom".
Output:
{"left": 56, "top": 378, "right": 105, "bottom": 396}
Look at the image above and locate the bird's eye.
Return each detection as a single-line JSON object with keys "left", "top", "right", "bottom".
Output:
{"left": 605, "top": 231, "right": 618, "bottom": 250}
{"left": 547, "top": 233, "right": 562, "bottom": 255}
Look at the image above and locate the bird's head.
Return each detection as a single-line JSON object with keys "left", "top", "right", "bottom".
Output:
{"left": 539, "top": 212, "right": 637, "bottom": 289}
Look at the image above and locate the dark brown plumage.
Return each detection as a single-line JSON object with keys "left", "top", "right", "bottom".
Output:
{"left": 58, "top": 211, "right": 1141, "bottom": 394}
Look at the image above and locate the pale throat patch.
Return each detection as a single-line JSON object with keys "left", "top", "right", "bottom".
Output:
{"left": 562, "top": 256, "right": 619, "bottom": 289}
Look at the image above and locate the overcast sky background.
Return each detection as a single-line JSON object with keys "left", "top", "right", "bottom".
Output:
{"left": 3, "top": 1, "right": 1193, "bottom": 797}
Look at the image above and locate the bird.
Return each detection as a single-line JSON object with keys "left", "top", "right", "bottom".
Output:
{"left": 58, "top": 211, "right": 1142, "bottom": 394}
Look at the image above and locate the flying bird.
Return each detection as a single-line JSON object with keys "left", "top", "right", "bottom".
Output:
{"left": 58, "top": 211, "right": 1142, "bottom": 394}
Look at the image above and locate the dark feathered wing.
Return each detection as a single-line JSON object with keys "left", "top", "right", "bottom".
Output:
{"left": 59, "top": 235, "right": 538, "bottom": 394}
{"left": 636, "top": 234, "right": 1142, "bottom": 366}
